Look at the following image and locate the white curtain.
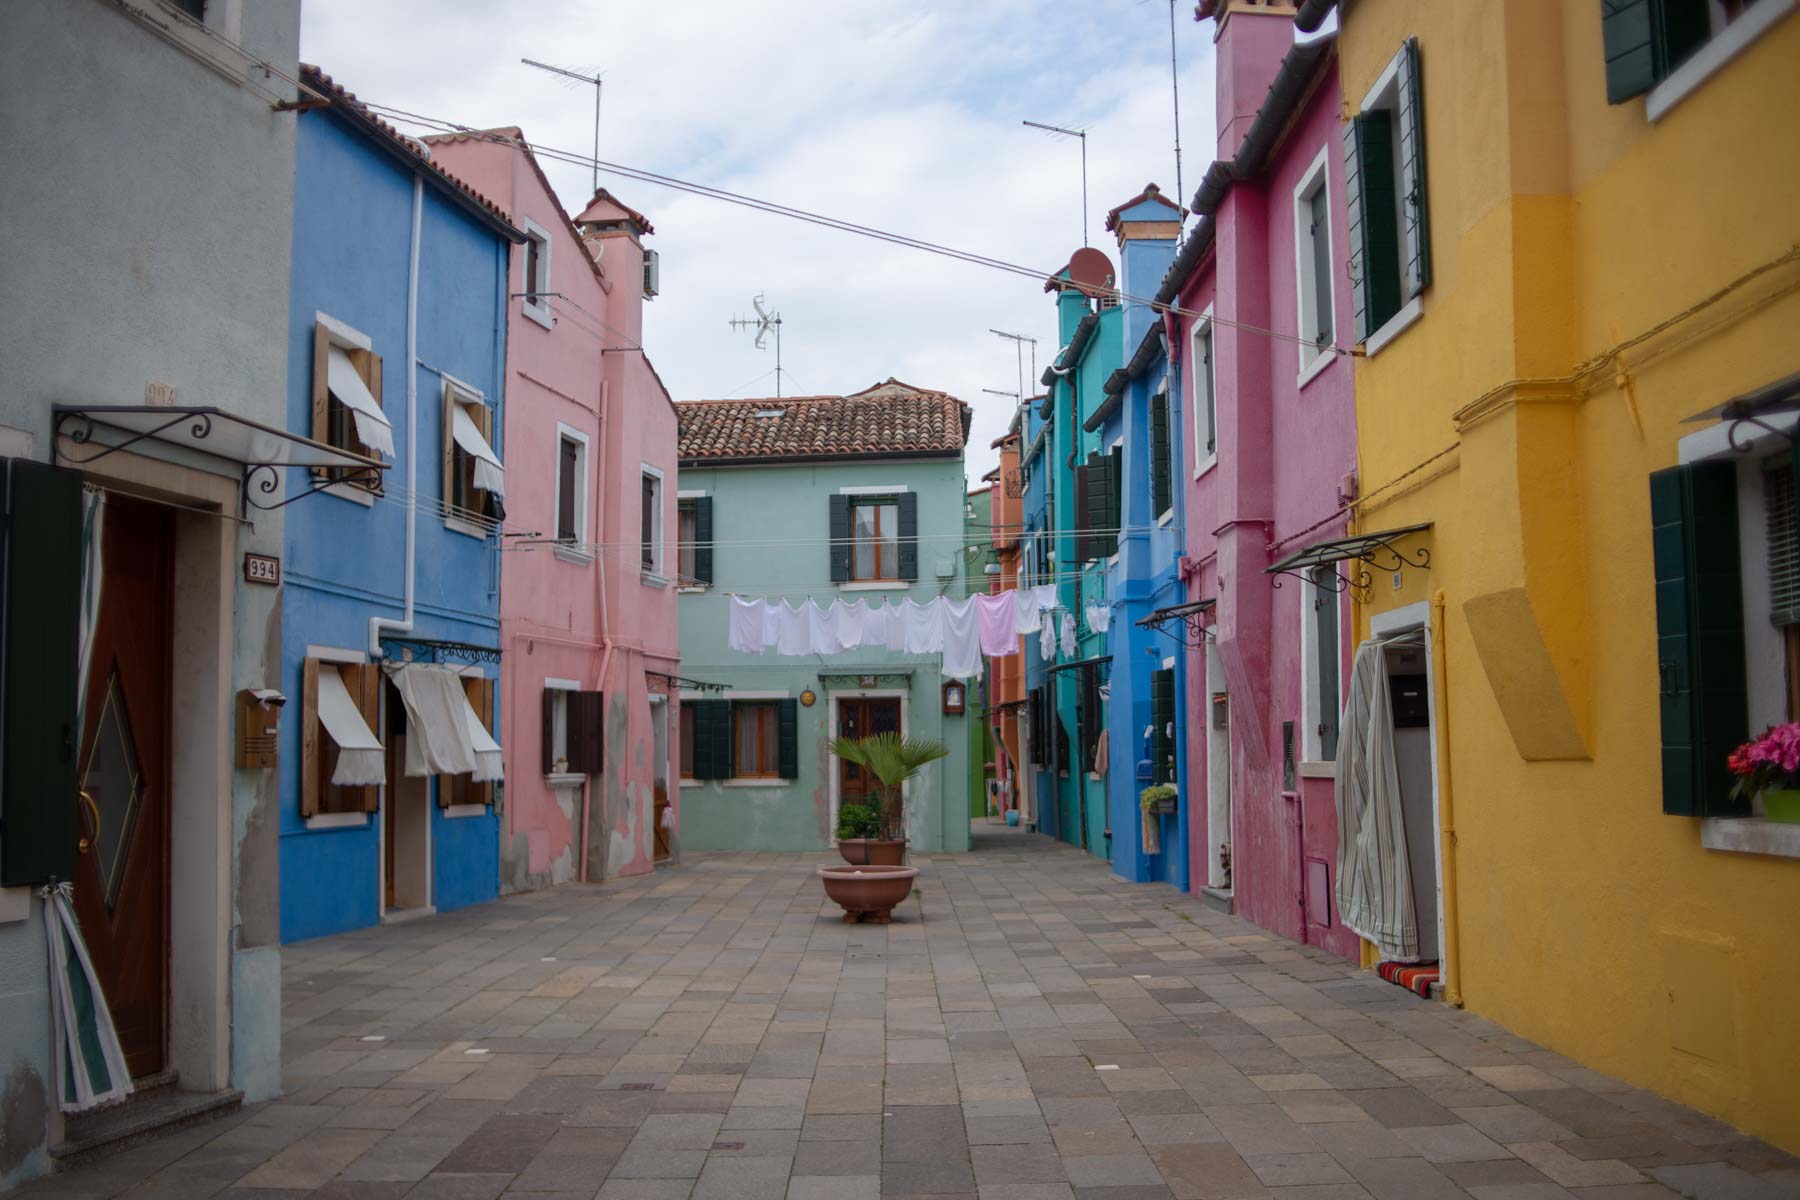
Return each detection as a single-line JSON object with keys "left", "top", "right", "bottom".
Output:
{"left": 1334, "top": 632, "right": 1424, "bottom": 962}
{"left": 388, "top": 664, "right": 478, "bottom": 777}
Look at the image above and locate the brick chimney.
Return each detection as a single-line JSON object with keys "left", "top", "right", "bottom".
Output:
{"left": 1105, "top": 183, "right": 1183, "bottom": 346}
{"left": 1207, "top": 0, "right": 1300, "bottom": 162}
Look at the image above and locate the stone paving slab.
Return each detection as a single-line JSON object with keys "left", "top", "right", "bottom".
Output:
{"left": 12, "top": 825, "right": 1800, "bottom": 1200}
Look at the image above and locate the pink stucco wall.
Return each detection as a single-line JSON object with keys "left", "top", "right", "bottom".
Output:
{"left": 1169, "top": 11, "right": 1358, "bottom": 959}
{"left": 427, "top": 134, "right": 680, "bottom": 890}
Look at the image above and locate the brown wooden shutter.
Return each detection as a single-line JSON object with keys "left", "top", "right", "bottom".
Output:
{"left": 568, "top": 690, "right": 605, "bottom": 774}
{"left": 311, "top": 322, "right": 331, "bottom": 482}
{"left": 542, "top": 687, "right": 559, "bottom": 773}
{"left": 352, "top": 663, "right": 382, "bottom": 812}
{"left": 468, "top": 676, "right": 495, "bottom": 808}
{"left": 301, "top": 657, "right": 322, "bottom": 818}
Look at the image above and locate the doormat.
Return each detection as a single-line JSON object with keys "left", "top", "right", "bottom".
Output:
{"left": 1377, "top": 960, "right": 1440, "bottom": 998}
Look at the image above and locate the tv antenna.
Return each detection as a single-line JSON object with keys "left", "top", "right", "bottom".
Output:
{"left": 521, "top": 58, "right": 603, "bottom": 192}
{"left": 729, "top": 295, "right": 784, "bottom": 398}
{"left": 990, "top": 329, "right": 1038, "bottom": 402}
{"left": 1023, "top": 120, "right": 1089, "bottom": 247}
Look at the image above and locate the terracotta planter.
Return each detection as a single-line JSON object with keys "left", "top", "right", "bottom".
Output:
{"left": 817, "top": 864, "right": 918, "bottom": 924}
{"left": 838, "top": 838, "right": 906, "bottom": 865}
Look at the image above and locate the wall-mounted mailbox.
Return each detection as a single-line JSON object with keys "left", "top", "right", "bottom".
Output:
{"left": 237, "top": 688, "right": 285, "bottom": 769}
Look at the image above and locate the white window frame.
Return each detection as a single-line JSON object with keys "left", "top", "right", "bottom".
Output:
{"left": 676, "top": 488, "right": 709, "bottom": 593}
{"left": 1355, "top": 55, "right": 1426, "bottom": 358}
{"left": 443, "top": 374, "right": 497, "bottom": 540}
{"left": 1191, "top": 308, "right": 1218, "bottom": 480}
{"left": 520, "top": 216, "right": 554, "bottom": 330}
{"left": 543, "top": 676, "right": 582, "bottom": 784}
{"left": 1154, "top": 378, "right": 1176, "bottom": 527}
{"left": 640, "top": 464, "right": 667, "bottom": 585}
{"left": 1297, "top": 570, "right": 1343, "bottom": 775}
{"left": 840, "top": 484, "right": 912, "bottom": 590}
{"left": 1647, "top": 0, "right": 1794, "bottom": 123}
{"left": 553, "top": 422, "right": 591, "bottom": 565}
{"left": 1293, "top": 145, "right": 1338, "bottom": 389}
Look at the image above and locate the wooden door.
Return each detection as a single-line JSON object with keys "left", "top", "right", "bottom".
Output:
{"left": 74, "top": 496, "right": 171, "bottom": 1079}
{"left": 652, "top": 783, "right": 670, "bottom": 861}
{"left": 836, "top": 698, "right": 901, "bottom": 805}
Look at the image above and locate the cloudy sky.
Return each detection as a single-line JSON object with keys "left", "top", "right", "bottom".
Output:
{"left": 299, "top": 1, "right": 1220, "bottom": 481}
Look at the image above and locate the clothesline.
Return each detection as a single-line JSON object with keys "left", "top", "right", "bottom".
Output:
{"left": 726, "top": 587, "right": 1113, "bottom": 678}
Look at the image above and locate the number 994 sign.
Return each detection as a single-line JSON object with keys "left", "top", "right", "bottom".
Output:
{"left": 243, "top": 553, "right": 281, "bottom": 586}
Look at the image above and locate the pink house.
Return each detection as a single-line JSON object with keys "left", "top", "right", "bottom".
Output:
{"left": 426, "top": 130, "right": 681, "bottom": 888}
{"left": 1162, "top": 2, "right": 1358, "bottom": 958}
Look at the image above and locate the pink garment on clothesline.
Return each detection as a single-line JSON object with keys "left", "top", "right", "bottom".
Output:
{"left": 975, "top": 591, "right": 1019, "bottom": 657}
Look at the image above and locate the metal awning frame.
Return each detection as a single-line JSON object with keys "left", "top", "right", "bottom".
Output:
{"left": 1136, "top": 597, "right": 1216, "bottom": 648}
{"left": 380, "top": 636, "right": 501, "bottom": 666}
{"left": 1266, "top": 522, "right": 1432, "bottom": 602}
{"left": 1046, "top": 653, "right": 1111, "bottom": 677}
{"left": 651, "top": 672, "right": 727, "bottom": 694}
{"left": 53, "top": 406, "right": 385, "bottom": 516}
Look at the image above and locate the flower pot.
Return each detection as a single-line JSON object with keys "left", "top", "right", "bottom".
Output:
{"left": 1763, "top": 788, "right": 1800, "bottom": 824}
{"left": 1151, "top": 797, "right": 1177, "bottom": 815}
{"left": 837, "top": 837, "right": 906, "bottom": 865}
{"left": 837, "top": 838, "right": 871, "bottom": 865}
{"left": 818, "top": 864, "right": 919, "bottom": 924}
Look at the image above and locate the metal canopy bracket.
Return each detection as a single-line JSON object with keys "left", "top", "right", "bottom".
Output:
{"left": 1265, "top": 523, "right": 1433, "bottom": 602}
{"left": 651, "top": 672, "right": 726, "bottom": 694}
{"left": 1136, "top": 597, "right": 1215, "bottom": 648}
{"left": 380, "top": 637, "right": 501, "bottom": 666}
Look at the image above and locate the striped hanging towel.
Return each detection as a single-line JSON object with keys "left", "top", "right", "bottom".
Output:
{"left": 41, "top": 883, "right": 132, "bottom": 1112}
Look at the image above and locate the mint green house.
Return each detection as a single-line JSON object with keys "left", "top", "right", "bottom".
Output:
{"left": 674, "top": 380, "right": 974, "bottom": 854}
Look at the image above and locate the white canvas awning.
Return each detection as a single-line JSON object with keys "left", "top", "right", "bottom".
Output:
{"left": 316, "top": 668, "right": 385, "bottom": 786}
{"left": 450, "top": 403, "right": 505, "bottom": 496}
{"left": 388, "top": 663, "right": 478, "bottom": 777}
{"left": 459, "top": 686, "right": 504, "bottom": 783}
{"left": 326, "top": 346, "right": 395, "bottom": 458}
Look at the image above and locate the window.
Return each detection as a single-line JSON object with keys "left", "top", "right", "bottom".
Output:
{"left": 1344, "top": 39, "right": 1429, "bottom": 345}
{"left": 1294, "top": 147, "right": 1336, "bottom": 380}
{"left": 680, "top": 705, "right": 696, "bottom": 780}
{"left": 677, "top": 495, "right": 714, "bottom": 587}
{"left": 1605, "top": 0, "right": 1789, "bottom": 116}
{"left": 310, "top": 318, "right": 391, "bottom": 493}
{"left": 1078, "top": 664, "right": 1105, "bottom": 774}
{"left": 734, "top": 702, "right": 782, "bottom": 779}
{"left": 1150, "top": 668, "right": 1176, "bottom": 785}
{"left": 1304, "top": 565, "right": 1342, "bottom": 762}
{"left": 167, "top": 0, "right": 205, "bottom": 20}
{"left": 1192, "top": 316, "right": 1216, "bottom": 473}
{"left": 541, "top": 683, "right": 602, "bottom": 776}
{"left": 444, "top": 379, "right": 503, "bottom": 529}
{"left": 554, "top": 425, "right": 589, "bottom": 558}
{"left": 441, "top": 675, "right": 498, "bottom": 810}
{"left": 830, "top": 492, "right": 918, "bottom": 584}
{"left": 1078, "top": 448, "right": 1121, "bottom": 561}
{"left": 301, "top": 657, "right": 382, "bottom": 820}
{"left": 521, "top": 217, "right": 553, "bottom": 329}
{"left": 641, "top": 468, "right": 664, "bottom": 577}
{"left": 1150, "top": 384, "right": 1174, "bottom": 520}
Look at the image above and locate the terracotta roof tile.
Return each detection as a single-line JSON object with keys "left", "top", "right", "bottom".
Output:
{"left": 678, "top": 379, "right": 969, "bottom": 464}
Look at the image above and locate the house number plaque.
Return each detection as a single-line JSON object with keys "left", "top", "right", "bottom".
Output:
{"left": 243, "top": 553, "right": 281, "bottom": 586}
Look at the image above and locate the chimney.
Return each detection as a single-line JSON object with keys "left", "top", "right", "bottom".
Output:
{"left": 1106, "top": 184, "right": 1182, "bottom": 344}
{"left": 1208, "top": 0, "right": 1300, "bottom": 162}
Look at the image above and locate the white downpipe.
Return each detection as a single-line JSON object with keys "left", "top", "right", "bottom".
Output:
{"left": 370, "top": 175, "right": 423, "bottom": 657}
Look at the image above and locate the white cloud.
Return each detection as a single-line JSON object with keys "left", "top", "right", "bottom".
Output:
{"left": 300, "top": 0, "right": 1218, "bottom": 480}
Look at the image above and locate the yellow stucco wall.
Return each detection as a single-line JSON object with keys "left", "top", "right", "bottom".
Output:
{"left": 1340, "top": 0, "right": 1800, "bottom": 1152}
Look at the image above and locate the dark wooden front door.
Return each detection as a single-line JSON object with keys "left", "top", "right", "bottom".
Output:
{"left": 837, "top": 697, "right": 902, "bottom": 805}
{"left": 74, "top": 496, "right": 172, "bottom": 1079}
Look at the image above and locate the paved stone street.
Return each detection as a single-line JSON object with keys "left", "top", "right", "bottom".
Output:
{"left": 16, "top": 826, "right": 1798, "bottom": 1200}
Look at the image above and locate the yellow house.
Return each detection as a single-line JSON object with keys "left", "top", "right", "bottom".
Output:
{"left": 1318, "top": 0, "right": 1800, "bottom": 1153}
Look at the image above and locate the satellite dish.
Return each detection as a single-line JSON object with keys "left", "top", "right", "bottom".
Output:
{"left": 1066, "top": 247, "right": 1115, "bottom": 296}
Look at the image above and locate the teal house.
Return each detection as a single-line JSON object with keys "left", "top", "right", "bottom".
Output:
{"left": 674, "top": 381, "right": 974, "bottom": 853}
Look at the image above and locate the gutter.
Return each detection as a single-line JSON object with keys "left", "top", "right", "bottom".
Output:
{"left": 1295, "top": 0, "right": 1336, "bottom": 34}
{"left": 1430, "top": 589, "right": 1465, "bottom": 1007}
{"left": 1039, "top": 311, "right": 1100, "bottom": 416}
{"left": 369, "top": 176, "right": 424, "bottom": 658}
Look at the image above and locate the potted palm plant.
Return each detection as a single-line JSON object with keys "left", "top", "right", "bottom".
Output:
{"left": 828, "top": 733, "right": 950, "bottom": 865}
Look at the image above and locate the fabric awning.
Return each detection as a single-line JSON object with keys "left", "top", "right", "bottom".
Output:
{"left": 326, "top": 346, "right": 395, "bottom": 458}
{"left": 451, "top": 404, "right": 505, "bottom": 497}
{"left": 315, "top": 668, "right": 385, "bottom": 786}
{"left": 388, "top": 663, "right": 477, "bottom": 777}
{"left": 459, "top": 685, "right": 504, "bottom": 783}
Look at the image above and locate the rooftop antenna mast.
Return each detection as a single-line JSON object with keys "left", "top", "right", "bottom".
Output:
{"left": 521, "top": 58, "right": 603, "bottom": 193}
{"left": 1168, "top": 0, "right": 1185, "bottom": 216}
{"left": 729, "top": 294, "right": 784, "bottom": 398}
{"left": 1023, "top": 120, "right": 1089, "bottom": 247}
{"left": 990, "top": 329, "right": 1038, "bottom": 402}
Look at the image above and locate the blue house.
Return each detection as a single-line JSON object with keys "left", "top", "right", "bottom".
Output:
{"left": 277, "top": 66, "right": 523, "bottom": 941}
{"left": 1091, "top": 186, "right": 1189, "bottom": 889}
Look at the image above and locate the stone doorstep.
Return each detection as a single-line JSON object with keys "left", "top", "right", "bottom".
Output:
{"left": 1199, "top": 887, "right": 1234, "bottom": 915}
{"left": 49, "top": 1072, "right": 243, "bottom": 1170}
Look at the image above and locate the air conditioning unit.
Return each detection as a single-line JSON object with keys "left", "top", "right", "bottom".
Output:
{"left": 642, "top": 248, "right": 660, "bottom": 299}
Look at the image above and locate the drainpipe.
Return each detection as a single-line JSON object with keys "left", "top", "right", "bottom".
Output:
{"left": 580, "top": 376, "right": 617, "bottom": 883}
{"left": 370, "top": 176, "right": 423, "bottom": 658}
{"left": 1429, "top": 589, "right": 1463, "bottom": 1007}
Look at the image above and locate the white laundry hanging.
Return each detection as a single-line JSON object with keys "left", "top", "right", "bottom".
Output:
{"left": 1014, "top": 587, "right": 1044, "bottom": 636}
{"left": 775, "top": 599, "right": 811, "bottom": 657}
{"left": 1085, "top": 603, "right": 1112, "bottom": 635}
{"left": 729, "top": 595, "right": 769, "bottom": 654}
{"left": 940, "top": 596, "right": 982, "bottom": 678}
{"left": 1039, "top": 612, "right": 1058, "bottom": 660}
{"left": 901, "top": 597, "right": 945, "bottom": 655}
{"left": 975, "top": 591, "right": 1019, "bottom": 657}
{"left": 806, "top": 599, "right": 843, "bottom": 654}
{"left": 832, "top": 598, "right": 869, "bottom": 650}
{"left": 1060, "top": 612, "right": 1077, "bottom": 658}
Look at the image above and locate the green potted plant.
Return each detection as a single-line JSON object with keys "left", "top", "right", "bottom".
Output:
{"left": 1728, "top": 724, "right": 1800, "bottom": 823}
{"left": 1140, "top": 783, "right": 1178, "bottom": 816}
{"left": 829, "top": 733, "right": 950, "bottom": 865}
{"left": 833, "top": 802, "right": 882, "bottom": 864}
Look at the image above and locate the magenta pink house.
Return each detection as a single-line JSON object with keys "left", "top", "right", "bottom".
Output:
{"left": 1160, "top": 2, "right": 1357, "bottom": 958}
{"left": 427, "top": 130, "right": 681, "bottom": 889}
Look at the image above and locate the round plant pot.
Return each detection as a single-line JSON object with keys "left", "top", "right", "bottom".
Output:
{"left": 1151, "top": 798, "right": 1177, "bottom": 815}
{"left": 818, "top": 864, "right": 919, "bottom": 924}
{"left": 837, "top": 838, "right": 872, "bottom": 865}
{"left": 864, "top": 838, "right": 907, "bottom": 866}
{"left": 1762, "top": 788, "right": 1800, "bottom": 824}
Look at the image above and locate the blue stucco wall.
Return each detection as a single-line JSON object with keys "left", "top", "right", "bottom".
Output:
{"left": 278, "top": 109, "right": 507, "bottom": 942}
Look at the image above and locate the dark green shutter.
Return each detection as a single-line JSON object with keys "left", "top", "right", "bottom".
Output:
{"left": 1650, "top": 462, "right": 1749, "bottom": 817}
{"left": 777, "top": 698, "right": 798, "bottom": 780}
{"left": 1396, "top": 38, "right": 1430, "bottom": 297}
{"left": 1074, "top": 458, "right": 1092, "bottom": 561}
{"left": 1151, "top": 668, "right": 1175, "bottom": 786}
{"left": 1309, "top": 186, "right": 1334, "bottom": 347}
{"left": 542, "top": 688, "right": 557, "bottom": 773}
{"left": 693, "top": 496, "right": 714, "bottom": 585}
{"left": 1151, "top": 392, "right": 1171, "bottom": 518}
{"left": 828, "top": 494, "right": 851, "bottom": 583}
{"left": 1656, "top": 0, "right": 1712, "bottom": 77}
{"left": 1108, "top": 447, "right": 1123, "bottom": 554}
{"left": 691, "top": 699, "right": 731, "bottom": 781}
{"left": 1198, "top": 325, "right": 1216, "bottom": 456}
{"left": 1, "top": 460, "right": 83, "bottom": 886}
{"left": 1346, "top": 111, "right": 1401, "bottom": 339}
{"left": 1602, "top": 0, "right": 1658, "bottom": 102}
{"left": 1312, "top": 569, "right": 1340, "bottom": 761}
{"left": 896, "top": 492, "right": 919, "bottom": 581}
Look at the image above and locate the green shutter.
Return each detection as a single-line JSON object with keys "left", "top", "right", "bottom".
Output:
{"left": 1108, "top": 447, "right": 1123, "bottom": 555}
{"left": 691, "top": 699, "right": 731, "bottom": 781}
{"left": 1656, "top": 0, "right": 1712, "bottom": 77}
{"left": 1, "top": 460, "right": 83, "bottom": 886}
{"left": 1309, "top": 186, "right": 1335, "bottom": 347}
{"left": 1342, "top": 117, "right": 1372, "bottom": 342}
{"left": 1151, "top": 391, "right": 1171, "bottom": 518}
{"left": 1650, "top": 462, "right": 1749, "bottom": 817}
{"left": 1602, "top": 0, "right": 1658, "bottom": 102}
{"left": 1350, "top": 111, "right": 1402, "bottom": 337}
{"left": 1313, "top": 571, "right": 1341, "bottom": 761}
{"left": 896, "top": 492, "right": 919, "bottom": 581}
{"left": 1074, "top": 458, "right": 1092, "bottom": 561}
{"left": 1151, "top": 668, "right": 1175, "bottom": 786}
{"left": 1395, "top": 38, "right": 1431, "bottom": 297}
{"left": 828, "top": 494, "right": 851, "bottom": 583}
{"left": 777, "top": 698, "right": 798, "bottom": 780}
{"left": 693, "top": 496, "right": 714, "bottom": 585}
{"left": 1199, "top": 325, "right": 1216, "bottom": 457}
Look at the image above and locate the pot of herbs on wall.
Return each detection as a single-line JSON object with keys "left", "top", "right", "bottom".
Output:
{"left": 830, "top": 733, "right": 949, "bottom": 866}
{"left": 1728, "top": 724, "right": 1800, "bottom": 823}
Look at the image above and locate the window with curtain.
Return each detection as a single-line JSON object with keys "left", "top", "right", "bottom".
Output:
{"left": 732, "top": 702, "right": 780, "bottom": 778}
{"left": 852, "top": 497, "right": 900, "bottom": 581}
